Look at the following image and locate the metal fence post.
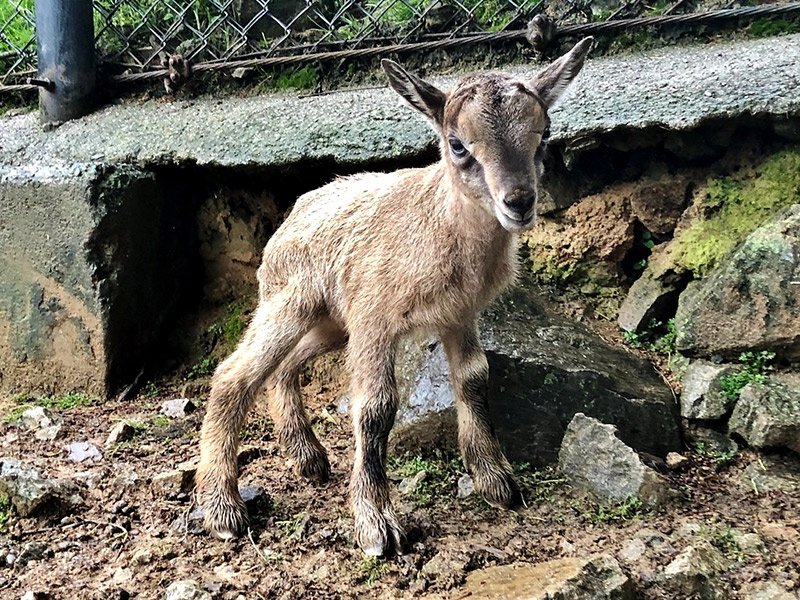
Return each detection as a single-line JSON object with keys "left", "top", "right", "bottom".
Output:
{"left": 34, "top": 0, "right": 96, "bottom": 123}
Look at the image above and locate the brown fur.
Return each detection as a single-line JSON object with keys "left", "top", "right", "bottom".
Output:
{"left": 195, "top": 38, "right": 593, "bottom": 556}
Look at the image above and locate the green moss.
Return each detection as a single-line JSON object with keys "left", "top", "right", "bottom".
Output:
{"left": 276, "top": 65, "right": 319, "bottom": 91}
{"left": 530, "top": 256, "right": 585, "bottom": 284}
{"left": 748, "top": 18, "right": 800, "bottom": 37}
{"left": 669, "top": 149, "right": 800, "bottom": 278}
{"left": 388, "top": 451, "right": 463, "bottom": 507}
{"left": 358, "top": 556, "right": 391, "bottom": 586}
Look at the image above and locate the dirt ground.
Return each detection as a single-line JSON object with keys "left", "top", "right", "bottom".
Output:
{"left": 1, "top": 359, "right": 799, "bottom": 600}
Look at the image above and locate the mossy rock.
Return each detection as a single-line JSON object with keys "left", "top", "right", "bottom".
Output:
{"left": 653, "top": 148, "right": 800, "bottom": 280}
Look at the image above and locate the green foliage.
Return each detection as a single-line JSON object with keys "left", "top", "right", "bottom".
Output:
{"left": 623, "top": 318, "right": 676, "bottom": 355}
{"left": 4, "top": 392, "right": 93, "bottom": 422}
{"left": 583, "top": 496, "right": 646, "bottom": 523}
{"left": 187, "top": 356, "right": 218, "bottom": 380}
{"left": 388, "top": 451, "right": 463, "bottom": 507}
{"left": 709, "top": 525, "right": 748, "bottom": 562}
{"left": 276, "top": 512, "right": 307, "bottom": 536}
{"left": 2, "top": 404, "right": 29, "bottom": 424}
{"left": 39, "top": 392, "right": 93, "bottom": 411}
{"left": 358, "top": 556, "right": 390, "bottom": 586}
{"left": 513, "top": 464, "right": 565, "bottom": 504}
{"left": 0, "top": 495, "right": 12, "bottom": 530}
{"left": 209, "top": 304, "right": 247, "bottom": 349}
{"left": 669, "top": 150, "right": 800, "bottom": 278}
{"left": 748, "top": 18, "right": 800, "bottom": 37}
{"left": 644, "top": 0, "right": 671, "bottom": 16}
{"left": 719, "top": 351, "right": 775, "bottom": 402}
{"left": 694, "top": 442, "right": 738, "bottom": 466}
{"left": 141, "top": 381, "right": 160, "bottom": 399}
{"left": 0, "top": 0, "right": 34, "bottom": 57}
{"left": 276, "top": 65, "right": 319, "bottom": 91}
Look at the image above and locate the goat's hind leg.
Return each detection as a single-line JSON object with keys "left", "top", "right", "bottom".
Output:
{"left": 271, "top": 319, "right": 347, "bottom": 482}
{"left": 441, "top": 323, "right": 522, "bottom": 509}
{"left": 196, "top": 285, "right": 317, "bottom": 540}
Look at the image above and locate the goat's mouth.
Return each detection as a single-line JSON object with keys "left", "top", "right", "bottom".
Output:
{"left": 495, "top": 206, "right": 536, "bottom": 231}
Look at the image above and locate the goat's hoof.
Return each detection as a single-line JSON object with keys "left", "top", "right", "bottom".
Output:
{"left": 202, "top": 494, "right": 249, "bottom": 540}
{"left": 294, "top": 446, "right": 331, "bottom": 484}
{"left": 476, "top": 472, "right": 523, "bottom": 510}
{"left": 354, "top": 504, "right": 406, "bottom": 557}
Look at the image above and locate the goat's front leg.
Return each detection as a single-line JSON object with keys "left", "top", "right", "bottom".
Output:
{"left": 441, "top": 323, "right": 522, "bottom": 509}
{"left": 348, "top": 335, "right": 404, "bottom": 556}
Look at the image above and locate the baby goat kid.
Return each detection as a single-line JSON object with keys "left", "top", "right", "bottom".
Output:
{"left": 196, "top": 38, "right": 593, "bottom": 556}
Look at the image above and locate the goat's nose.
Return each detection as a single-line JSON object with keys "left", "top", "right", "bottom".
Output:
{"left": 502, "top": 189, "right": 536, "bottom": 215}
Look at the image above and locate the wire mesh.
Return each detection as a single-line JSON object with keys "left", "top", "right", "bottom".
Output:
{"left": 0, "top": 0, "right": 794, "bottom": 83}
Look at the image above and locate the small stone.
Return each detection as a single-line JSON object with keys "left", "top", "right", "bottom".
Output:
{"left": 421, "top": 550, "right": 470, "bottom": 579}
{"left": 232, "top": 67, "right": 250, "bottom": 79}
{"left": 666, "top": 452, "right": 689, "bottom": 470}
{"left": 239, "top": 485, "right": 265, "bottom": 505}
{"left": 106, "top": 422, "right": 135, "bottom": 447}
{"left": 660, "top": 541, "right": 727, "bottom": 598}
{"left": 66, "top": 441, "right": 102, "bottom": 463}
{"left": 161, "top": 399, "right": 197, "bottom": 419}
{"left": 0, "top": 458, "right": 82, "bottom": 517}
{"left": 398, "top": 470, "right": 427, "bottom": 495}
{"left": 5, "top": 553, "right": 16, "bottom": 567}
{"left": 163, "top": 579, "right": 212, "bottom": 600}
{"left": 558, "top": 414, "right": 673, "bottom": 507}
{"left": 20, "top": 407, "right": 63, "bottom": 441}
{"left": 618, "top": 538, "right": 647, "bottom": 563}
{"left": 740, "top": 456, "right": 800, "bottom": 494}
{"left": 152, "top": 467, "right": 195, "bottom": 496}
{"left": 21, "top": 592, "right": 53, "bottom": 600}
{"left": 732, "top": 531, "right": 765, "bottom": 555}
{"left": 457, "top": 473, "right": 475, "bottom": 498}
{"left": 130, "top": 549, "right": 153, "bottom": 567}
{"left": 17, "top": 541, "right": 50, "bottom": 565}
{"left": 73, "top": 467, "right": 107, "bottom": 489}
{"left": 680, "top": 360, "right": 738, "bottom": 420}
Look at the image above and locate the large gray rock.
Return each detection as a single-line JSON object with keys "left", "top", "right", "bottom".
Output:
{"left": 461, "top": 554, "right": 635, "bottom": 600}
{"left": 0, "top": 458, "right": 82, "bottom": 517}
{"left": 680, "top": 360, "right": 739, "bottom": 420}
{"left": 729, "top": 375, "right": 800, "bottom": 453}
{"left": 391, "top": 286, "right": 681, "bottom": 466}
{"left": 559, "top": 414, "right": 672, "bottom": 507}
{"left": 675, "top": 205, "right": 800, "bottom": 360}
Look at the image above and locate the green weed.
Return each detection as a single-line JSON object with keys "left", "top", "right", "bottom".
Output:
{"left": 276, "top": 65, "right": 319, "bottom": 91}
{"left": 388, "top": 451, "right": 463, "bottom": 507}
{"left": 623, "top": 318, "right": 676, "bottom": 355}
{"left": 719, "top": 351, "right": 775, "bottom": 402}
{"left": 583, "top": 496, "right": 646, "bottom": 523}
{"left": 748, "top": 18, "right": 800, "bottom": 37}
{"left": 694, "top": 441, "right": 738, "bottom": 466}
{"left": 0, "top": 495, "right": 12, "bottom": 530}
{"left": 187, "top": 356, "right": 218, "bottom": 380}
{"left": 38, "top": 392, "right": 93, "bottom": 410}
{"left": 141, "top": 381, "right": 160, "bottom": 399}
{"left": 358, "top": 556, "right": 390, "bottom": 586}
{"left": 513, "top": 463, "right": 565, "bottom": 504}
{"left": 208, "top": 304, "right": 247, "bottom": 349}
{"left": 276, "top": 512, "right": 307, "bottom": 536}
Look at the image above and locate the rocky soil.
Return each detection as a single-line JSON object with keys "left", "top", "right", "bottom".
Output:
{"left": 0, "top": 368, "right": 798, "bottom": 599}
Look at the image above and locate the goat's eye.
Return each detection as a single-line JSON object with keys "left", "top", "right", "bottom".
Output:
{"left": 449, "top": 139, "right": 468, "bottom": 159}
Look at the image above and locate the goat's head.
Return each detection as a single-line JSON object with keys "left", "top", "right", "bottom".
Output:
{"left": 382, "top": 38, "right": 592, "bottom": 232}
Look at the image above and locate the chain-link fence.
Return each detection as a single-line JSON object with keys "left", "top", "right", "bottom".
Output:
{"left": 1, "top": 0, "right": 798, "bottom": 85}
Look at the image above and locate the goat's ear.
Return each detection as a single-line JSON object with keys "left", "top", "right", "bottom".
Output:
{"left": 382, "top": 59, "right": 446, "bottom": 130}
{"left": 529, "top": 37, "right": 593, "bottom": 107}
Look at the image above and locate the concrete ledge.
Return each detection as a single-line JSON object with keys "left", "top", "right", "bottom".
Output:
{"left": 1, "top": 34, "right": 799, "bottom": 171}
